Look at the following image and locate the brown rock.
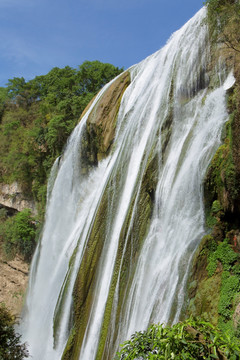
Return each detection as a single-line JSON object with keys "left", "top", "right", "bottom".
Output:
{"left": 0, "top": 182, "right": 37, "bottom": 215}
{"left": 86, "top": 71, "right": 130, "bottom": 160}
{"left": 0, "top": 249, "right": 29, "bottom": 316}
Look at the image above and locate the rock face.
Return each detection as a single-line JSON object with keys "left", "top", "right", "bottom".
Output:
{"left": 85, "top": 71, "right": 131, "bottom": 163}
{"left": 187, "top": 63, "right": 240, "bottom": 334}
{"left": 0, "top": 249, "right": 29, "bottom": 316}
{"left": 0, "top": 182, "right": 34, "bottom": 315}
{"left": 0, "top": 182, "right": 37, "bottom": 215}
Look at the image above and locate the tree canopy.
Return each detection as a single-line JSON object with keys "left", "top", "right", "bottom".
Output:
{"left": 0, "top": 61, "right": 123, "bottom": 217}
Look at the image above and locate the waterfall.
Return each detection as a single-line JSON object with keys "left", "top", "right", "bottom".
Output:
{"left": 20, "top": 7, "right": 233, "bottom": 360}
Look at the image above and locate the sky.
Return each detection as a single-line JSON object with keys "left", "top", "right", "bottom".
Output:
{"left": 0, "top": 0, "right": 204, "bottom": 87}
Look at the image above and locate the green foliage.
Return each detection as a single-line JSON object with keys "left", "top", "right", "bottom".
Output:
{"left": 205, "top": 200, "right": 224, "bottom": 229}
{"left": 204, "top": 0, "right": 240, "bottom": 53}
{"left": 0, "top": 305, "right": 29, "bottom": 359}
{"left": 205, "top": 235, "right": 240, "bottom": 332}
{"left": 114, "top": 318, "right": 240, "bottom": 359}
{"left": 0, "top": 61, "right": 123, "bottom": 215}
{"left": 206, "top": 214, "right": 218, "bottom": 228}
{"left": 204, "top": 234, "right": 218, "bottom": 252}
{"left": 207, "top": 252, "right": 218, "bottom": 277}
{"left": 0, "top": 209, "right": 37, "bottom": 261}
{"left": 218, "top": 271, "right": 240, "bottom": 320}
{"left": 0, "top": 87, "right": 8, "bottom": 121}
{"left": 211, "top": 200, "right": 223, "bottom": 214}
{"left": 204, "top": 119, "right": 240, "bottom": 214}
{"left": 207, "top": 239, "right": 238, "bottom": 276}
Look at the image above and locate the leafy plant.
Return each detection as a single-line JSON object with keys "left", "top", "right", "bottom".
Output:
{"left": 218, "top": 271, "right": 240, "bottom": 320}
{"left": 114, "top": 318, "right": 240, "bottom": 359}
{"left": 207, "top": 239, "right": 239, "bottom": 276}
{"left": 0, "top": 305, "right": 29, "bottom": 359}
{"left": 0, "top": 209, "right": 37, "bottom": 261}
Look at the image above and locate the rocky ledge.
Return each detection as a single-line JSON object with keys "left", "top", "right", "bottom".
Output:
{"left": 0, "top": 182, "right": 37, "bottom": 215}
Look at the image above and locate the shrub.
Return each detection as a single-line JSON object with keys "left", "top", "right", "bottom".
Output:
{"left": 218, "top": 271, "right": 240, "bottom": 320}
{"left": 0, "top": 305, "right": 29, "bottom": 359}
{"left": 0, "top": 209, "right": 37, "bottom": 261}
{"left": 207, "top": 239, "right": 239, "bottom": 276}
{"left": 114, "top": 318, "right": 240, "bottom": 359}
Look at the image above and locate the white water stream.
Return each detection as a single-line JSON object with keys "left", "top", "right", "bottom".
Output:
{"left": 20, "top": 7, "right": 234, "bottom": 360}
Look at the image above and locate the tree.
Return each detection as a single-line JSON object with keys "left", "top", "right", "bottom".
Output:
{"left": 0, "top": 61, "right": 123, "bottom": 217}
{"left": 0, "top": 87, "right": 8, "bottom": 121}
{"left": 78, "top": 60, "right": 123, "bottom": 94}
{"left": 0, "top": 305, "right": 29, "bottom": 359}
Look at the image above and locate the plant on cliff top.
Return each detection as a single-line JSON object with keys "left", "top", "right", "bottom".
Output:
{"left": 114, "top": 317, "right": 240, "bottom": 359}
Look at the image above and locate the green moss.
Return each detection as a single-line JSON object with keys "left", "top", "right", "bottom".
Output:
{"left": 61, "top": 327, "right": 76, "bottom": 360}
{"left": 187, "top": 274, "right": 222, "bottom": 326}
{"left": 96, "top": 151, "right": 159, "bottom": 359}
{"left": 211, "top": 200, "right": 223, "bottom": 214}
{"left": 207, "top": 253, "right": 218, "bottom": 277}
{"left": 206, "top": 213, "right": 218, "bottom": 228}
{"left": 187, "top": 19, "right": 240, "bottom": 342}
{"left": 204, "top": 96, "right": 240, "bottom": 218}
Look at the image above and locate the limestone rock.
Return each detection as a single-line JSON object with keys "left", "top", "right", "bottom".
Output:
{"left": 0, "top": 182, "right": 37, "bottom": 215}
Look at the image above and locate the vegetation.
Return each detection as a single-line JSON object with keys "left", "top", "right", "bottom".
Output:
{"left": 114, "top": 318, "right": 240, "bottom": 359}
{"left": 186, "top": 0, "right": 240, "bottom": 343}
{"left": 0, "top": 208, "right": 37, "bottom": 262}
{"left": 0, "top": 305, "right": 29, "bottom": 359}
{"left": 0, "top": 60, "right": 123, "bottom": 259}
{"left": 0, "top": 61, "right": 123, "bottom": 215}
{"left": 204, "top": 0, "right": 240, "bottom": 53}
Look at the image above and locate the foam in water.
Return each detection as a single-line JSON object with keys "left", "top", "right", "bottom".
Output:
{"left": 20, "top": 7, "right": 231, "bottom": 359}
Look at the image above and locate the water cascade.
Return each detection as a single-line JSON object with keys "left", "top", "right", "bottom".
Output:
{"left": 20, "top": 7, "right": 234, "bottom": 360}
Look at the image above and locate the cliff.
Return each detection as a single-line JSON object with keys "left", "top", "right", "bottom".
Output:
{"left": 0, "top": 248, "right": 29, "bottom": 316}
{"left": 0, "top": 182, "right": 37, "bottom": 215}
{"left": 187, "top": 1, "right": 240, "bottom": 336}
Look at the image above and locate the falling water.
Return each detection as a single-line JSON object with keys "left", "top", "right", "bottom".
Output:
{"left": 20, "top": 7, "right": 234, "bottom": 360}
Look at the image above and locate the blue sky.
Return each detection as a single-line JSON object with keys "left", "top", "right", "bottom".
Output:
{"left": 0, "top": 0, "right": 204, "bottom": 87}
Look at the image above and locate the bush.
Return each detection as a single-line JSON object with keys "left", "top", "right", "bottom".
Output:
{"left": 114, "top": 318, "right": 240, "bottom": 359}
{"left": 218, "top": 271, "right": 240, "bottom": 320}
{"left": 207, "top": 239, "right": 239, "bottom": 276}
{"left": 0, "top": 305, "right": 29, "bottom": 359}
{"left": 0, "top": 209, "right": 37, "bottom": 261}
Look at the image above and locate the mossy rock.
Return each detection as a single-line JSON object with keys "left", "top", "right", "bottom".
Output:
{"left": 187, "top": 273, "right": 221, "bottom": 326}
{"left": 96, "top": 152, "right": 159, "bottom": 360}
{"left": 85, "top": 71, "right": 131, "bottom": 165}
{"left": 62, "top": 145, "right": 159, "bottom": 360}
